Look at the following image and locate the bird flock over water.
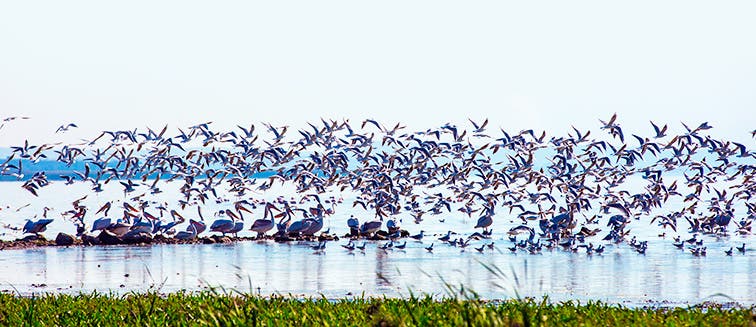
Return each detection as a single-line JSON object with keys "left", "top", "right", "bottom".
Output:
{"left": 0, "top": 114, "right": 754, "bottom": 256}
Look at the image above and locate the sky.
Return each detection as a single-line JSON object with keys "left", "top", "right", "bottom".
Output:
{"left": 1, "top": 1, "right": 755, "bottom": 147}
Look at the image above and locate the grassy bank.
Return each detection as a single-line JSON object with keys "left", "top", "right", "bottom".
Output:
{"left": 0, "top": 292, "right": 753, "bottom": 326}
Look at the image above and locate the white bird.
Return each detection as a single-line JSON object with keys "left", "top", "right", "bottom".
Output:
{"left": 438, "top": 231, "right": 454, "bottom": 242}
{"left": 250, "top": 215, "right": 275, "bottom": 238}
{"left": 386, "top": 218, "right": 400, "bottom": 233}
{"left": 130, "top": 218, "right": 154, "bottom": 234}
{"left": 55, "top": 123, "right": 78, "bottom": 133}
{"left": 360, "top": 219, "right": 382, "bottom": 236}
{"left": 23, "top": 219, "right": 53, "bottom": 235}
{"left": 106, "top": 219, "right": 132, "bottom": 237}
{"left": 187, "top": 219, "right": 207, "bottom": 235}
{"left": 91, "top": 217, "right": 112, "bottom": 233}
{"left": 301, "top": 216, "right": 324, "bottom": 236}
{"left": 287, "top": 218, "right": 310, "bottom": 235}
{"left": 210, "top": 219, "right": 235, "bottom": 236}
{"left": 475, "top": 215, "right": 493, "bottom": 231}
{"left": 228, "top": 221, "right": 244, "bottom": 237}
{"left": 175, "top": 224, "right": 198, "bottom": 240}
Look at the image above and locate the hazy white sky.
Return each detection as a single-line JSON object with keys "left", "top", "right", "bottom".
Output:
{"left": 1, "top": 1, "right": 754, "bottom": 146}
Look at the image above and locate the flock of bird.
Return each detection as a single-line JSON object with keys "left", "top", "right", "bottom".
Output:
{"left": 0, "top": 114, "right": 754, "bottom": 257}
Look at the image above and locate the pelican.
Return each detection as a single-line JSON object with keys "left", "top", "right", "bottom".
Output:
{"left": 130, "top": 218, "right": 154, "bottom": 234}
{"left": 23, "top": 219, "right": 53, "bottom": 235}
{"left": 301, "top": 216, "right": 324, "bottom": 236}
{"left": 228, "top": 220, "right": 244, "bottom": 237}
{"left": 175, "top": 224, "right": 197, "bottom": 240}
{"left": 386, "top": 218, "right": 400, "bottom": 234}
{"left": 188, "top": 219, "right": 207, "bottom": 235}
{"left": 154, "top": 219, "right": 181, "bottom": 235}
{"left": 211, "top": 209, "right": 243, "bottom": 236}
{"left": 210, "top": 219, "right": 235, "bottom": 236}
{"left": 271, "top": 215, "right": 290, "bottom": 237}
{"left": 475, "top": 214, "right": 493, "bottom": 232}
{"left": 91, "top": 217, "right": 112, "bottom": 233}
{"left": 347, "top": 215, "right": 360, "bottom": 235}
{"left": 360, "top": 219, "right": 382, "bottom": 236}
{"left": 250, "top": 215, "right": 275, "bottom": 238}
{"left": 287, "top": 218, "right": 311, "bottom": 236}
{"left": 106, "top": 219, "right": 132, "bottom": 237}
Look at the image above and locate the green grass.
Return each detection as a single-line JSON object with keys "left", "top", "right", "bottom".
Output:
{"left": 0, "top": 291, "right": 753, "bottom": 326}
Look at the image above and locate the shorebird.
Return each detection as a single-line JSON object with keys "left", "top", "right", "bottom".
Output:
{"left": 55, "top": 123, "right": 78, "bottom": 133}
{"left": 425, "top": 243, "right": 434, "bottom": 253}
{"left": 341, "top": 241, "right": 355, "bottom": 251}
{"left": 438, "top": 231, "right": 454, "bottom": 242}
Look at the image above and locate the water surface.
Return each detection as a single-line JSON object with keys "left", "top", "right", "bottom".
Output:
{"left": 0, "top": 181, "right": 753, "bottom": 306}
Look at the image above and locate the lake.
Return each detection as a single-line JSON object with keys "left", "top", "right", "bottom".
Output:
{"left": 0, "top": 179, "right": 753, "bottom": 306}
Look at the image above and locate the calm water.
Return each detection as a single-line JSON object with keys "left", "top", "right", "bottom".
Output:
{"left": 0, "top": 181, "right": 754, "bottom": 305}
{"left": 1, "top": 239, "right": 753, "bottom": 306}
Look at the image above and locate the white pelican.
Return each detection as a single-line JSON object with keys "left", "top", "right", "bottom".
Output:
{"left": 210, "top": 219, "right": 235, "bottom": 236}
{"left": 301, "top": 216, "right": 324, "bottom": 236}
{"left": 250, "top": 215, "right": 275, "bottom": 238}
{"left": 175, "top": 224, "right": 197, "bottom": 240}
{"left": 91, "top": 217, "right": 112, "bottom": 233}
{"left": 188, "top": 219, "right": 207, "bottom": 235}
{"left": 359, "top": 219, "right": 382, "bottom": 236}
{"left": 475, "top": 214, "right": 493, "bottom": 232}
{"left": 23, "top": 219, "right": 53, "bottom": 235}
{"left": 106, "top": 219, "right": 132, "bottom": 237}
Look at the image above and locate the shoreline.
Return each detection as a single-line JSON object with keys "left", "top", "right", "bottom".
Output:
{"left": 0, "top": 230, "right": 415, "bottom": 250}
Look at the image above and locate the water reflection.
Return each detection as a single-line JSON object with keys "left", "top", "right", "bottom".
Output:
{"left": 0, "top": 240, "right": 753, "bottom": 306}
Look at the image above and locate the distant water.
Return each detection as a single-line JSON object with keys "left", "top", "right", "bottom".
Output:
{"left": 0, "top": 180, "right": 754, "bottom": 305}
